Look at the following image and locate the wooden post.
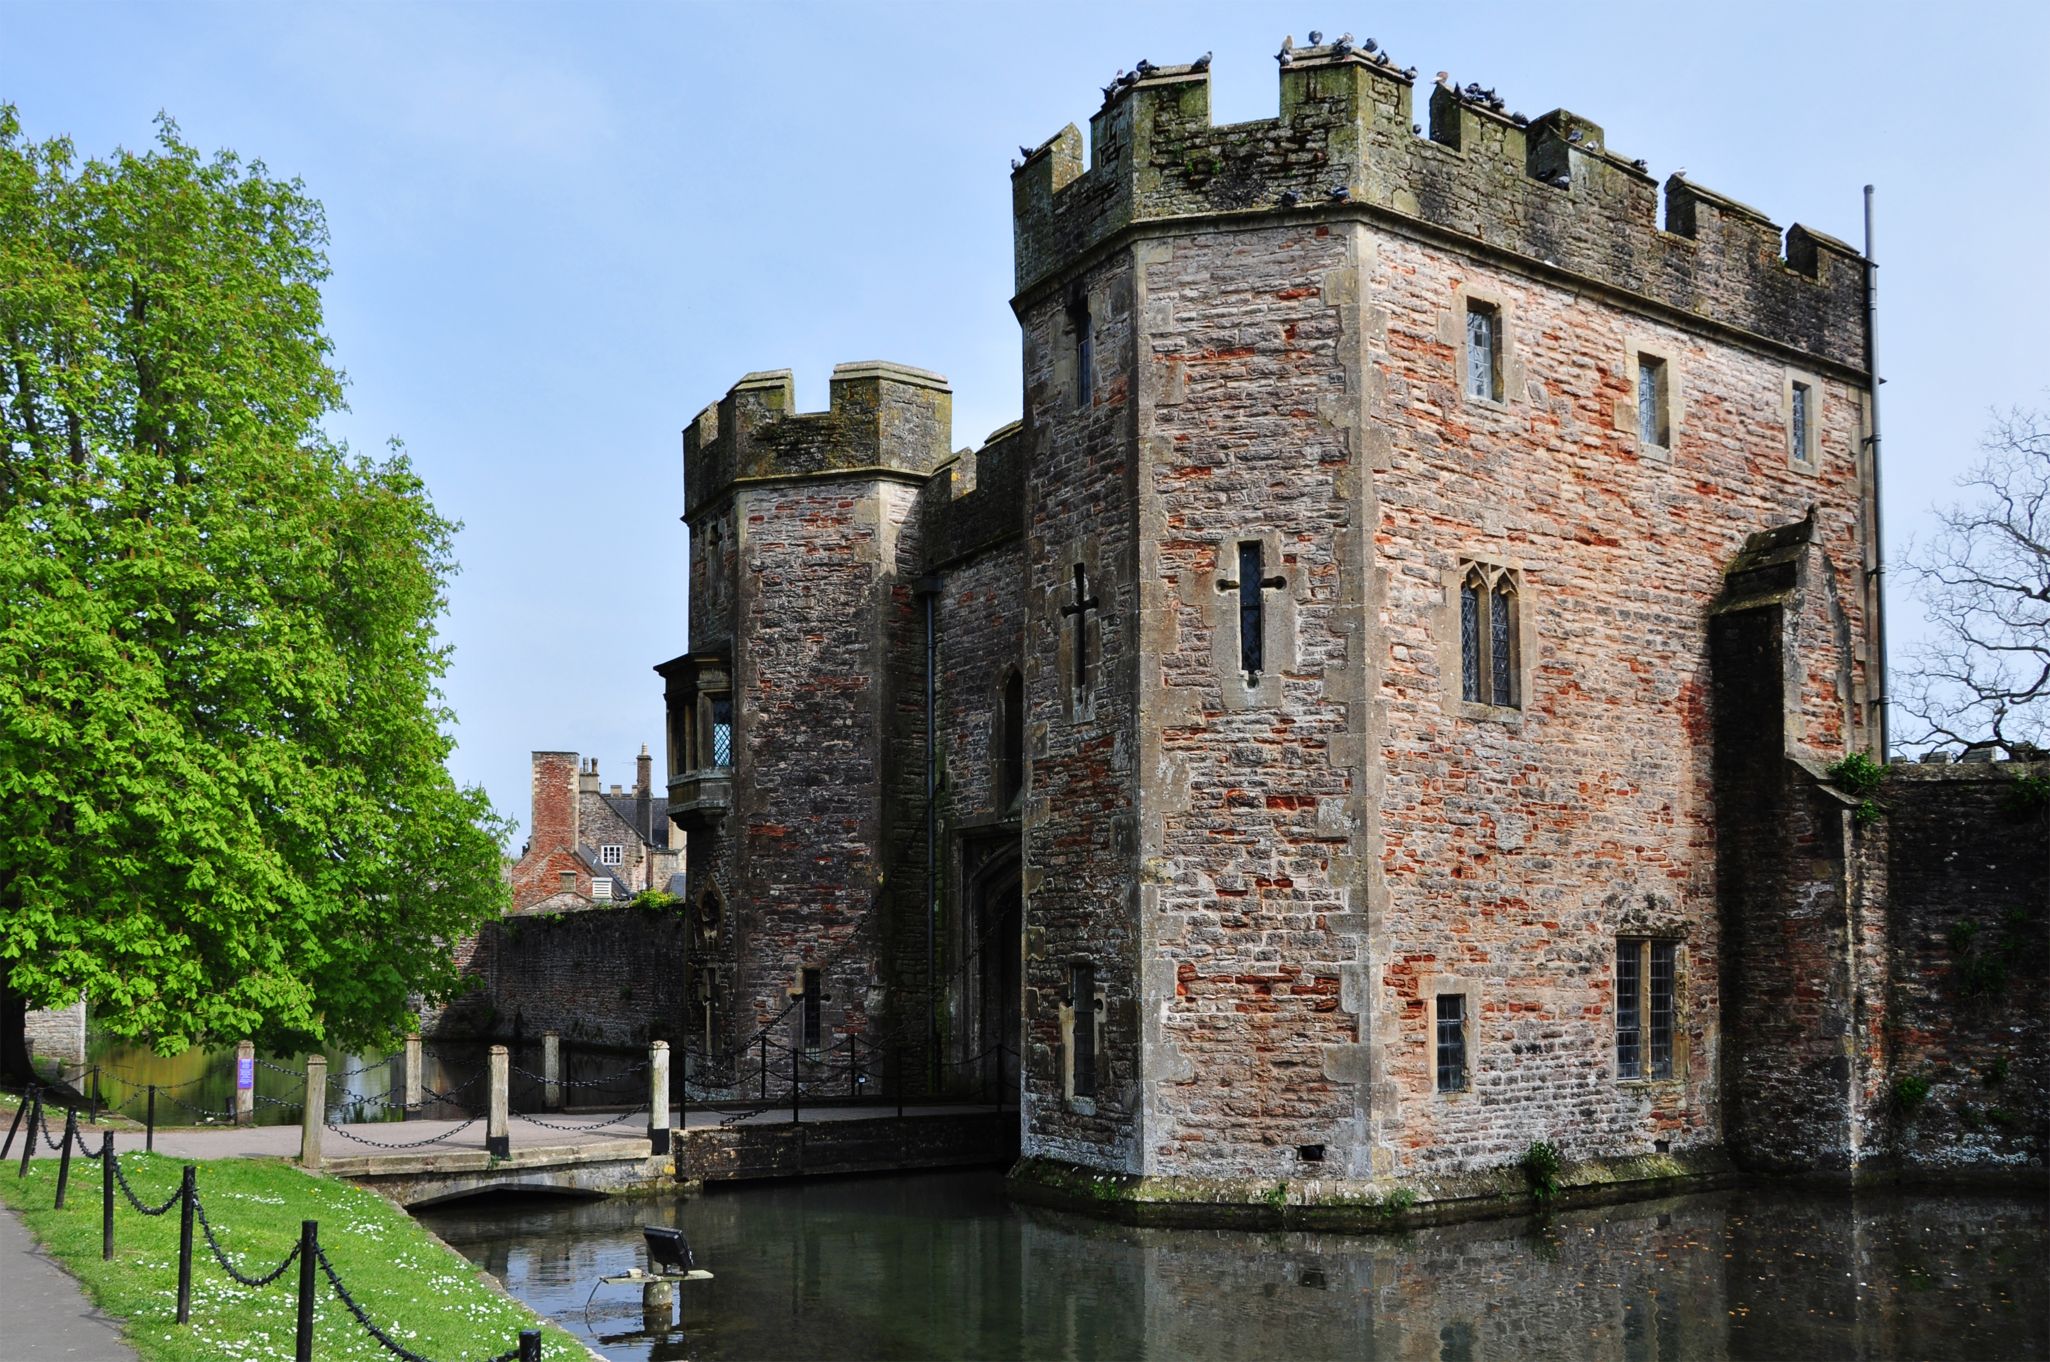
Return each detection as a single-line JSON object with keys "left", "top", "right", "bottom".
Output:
{"left": 402, "top": 1033, "right": 423, "bottom": 1116}
{"left": 487, "top": 1045, "right": 510, "bottom": 1157}
{"left": 542, "top": 1031, "right": 561, "bottom": 1110}
{"left": 300, "top": 1055, "right": 326, "bottom": 1169}
{"left": 648, "top": 1040, "right": 670, "bottom": 1155}
{"left": 234, "top": 1040, "right": 256, "bottom": 1127}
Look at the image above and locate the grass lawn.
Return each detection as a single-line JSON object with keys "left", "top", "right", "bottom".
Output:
{"left": 2, "top": 1144, "right": 586, "bottom": 1361}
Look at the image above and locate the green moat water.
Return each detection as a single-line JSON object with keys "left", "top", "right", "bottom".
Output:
{"left": 417, "top": 1171, "right": 2047, "bottom": 1362}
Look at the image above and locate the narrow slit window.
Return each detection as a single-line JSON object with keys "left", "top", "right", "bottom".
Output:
{"left": 1460, "top": 573, "right": 1483, "bottom": 702}
{"left": 1466, "top": 302, "right": 1501, "bottom": 402}
{"left": 1637, "top": 354, "right": 1669, "bottom": 448}
{"left": 1071, "top": 298, "right": 1093, "bottom": 408}
{"left": 1070, "top": 962, "right": 1097, "bottom": 1099}
{"left": 801, "top": 967, "right": 822, "bottom": 1051}
{"left": 1238, "top": 541, "right": 1265, "bottom": 677}
{"left": 1436, "top": 993, "right": 1468, "bottom": 1092}
{"left": 1061, "top": 563, "right": 1099, "bottom": 695}
{"left": 1790, "top": 381, "right": 1813, "bottom": 464}
{"left": 1490, "top": 580, "right": 1516, "bottom": 707}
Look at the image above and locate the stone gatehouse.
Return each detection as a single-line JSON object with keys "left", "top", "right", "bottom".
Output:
{"left": 652, "top": 42, "right": 2043, "bottom": 1209}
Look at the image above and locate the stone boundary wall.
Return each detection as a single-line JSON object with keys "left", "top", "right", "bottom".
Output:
{"left": 1876, "top": 761, "right": 2048, "bottom": 1171}
{"left": 427, "top": 905, "right": 688, "bottom": 1049}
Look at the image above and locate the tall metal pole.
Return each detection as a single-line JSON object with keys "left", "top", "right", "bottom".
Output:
{"left": 923, "top": 583, "right": 938, "bottom": 1094}
{"left": 1863, "top": 184, "right": 1889, "bottom": 760}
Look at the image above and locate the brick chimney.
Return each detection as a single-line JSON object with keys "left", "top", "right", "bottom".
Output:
{"left": 529, "top": 751, "right": 580, "bottom": 856}
{"left": 635, "top": 743, "right": 653, "bottom": 841}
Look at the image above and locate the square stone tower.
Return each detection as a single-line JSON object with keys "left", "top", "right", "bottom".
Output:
{"left": 1007, "top": 45, "right": 1878, "bottom": 1190}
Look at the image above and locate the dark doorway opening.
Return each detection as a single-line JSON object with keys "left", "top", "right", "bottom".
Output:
{"left": 963, "top": 839, "right": 1022, "bottom": 1107}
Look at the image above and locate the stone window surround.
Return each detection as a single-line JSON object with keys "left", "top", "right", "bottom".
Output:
{"left": 1415, "top": 968, "right": 1487, "bottom": 1102}
{"left": 1782, "top": 368, "right": 1823, "bottom": 473}
{"left": 1058, "top": 960, "right": 1106, "bottom": 1113}
{"left": 1614, "top": 935, "right": 1690, "bottom": 1086}
{"left": 1619, "top": 338, "right": 1686, "bottom": 462}
{"left": 1203, "top": 530, "right": 1298, "bottom": 713}
{"left": 1438, "top": 556, "right": 1533, "bottom": 725}
{"left": 1052, "top": 280, "right": 1110, "bottom": 411}
{"left": 1051, "top": 537, "right": 1105, "bottom": 726}
{"left": 992, "top": 665, "right": 1027, "bottom": 812}
{"left": 1440, "top": 282, "right": 1527, "bottom": 412}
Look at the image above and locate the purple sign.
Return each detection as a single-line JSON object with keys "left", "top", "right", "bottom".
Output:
{"left": 237, "top": 1057, "right": 254, "bottom": 1090}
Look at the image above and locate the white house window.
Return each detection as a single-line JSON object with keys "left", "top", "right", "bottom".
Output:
{"left": 600, "top": 844, "right": 623, "bottom": 866}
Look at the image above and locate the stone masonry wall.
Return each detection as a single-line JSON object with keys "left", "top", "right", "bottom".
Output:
{"left": 1019, "top": 248, "right": 1145, "bottom": 1170}
{"left": 1134, "top": 220, "right": 1371, "bottom": 1180}
{"left": 429, "top": 905, "right": 688, "bottom": 1048}
{"left": 1361, "top": 225, "right": 1868, "bottom": 1181}
{"left": 1877, "top": 761, "right": 2048, "bottom": 1170}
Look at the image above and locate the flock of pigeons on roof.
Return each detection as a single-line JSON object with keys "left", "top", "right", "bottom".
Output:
{"left": 1013, "top": 37, "right": 1661, "bottom": 187}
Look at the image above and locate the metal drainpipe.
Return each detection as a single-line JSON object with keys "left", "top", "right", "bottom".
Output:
{"left": 1863, "top": 185, "right": 1889, "bottom": 760}
{"left": 921, "top": 580, "right": 939, "bottom": 1092}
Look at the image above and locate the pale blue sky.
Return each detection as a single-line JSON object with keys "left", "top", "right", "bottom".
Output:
{"left": 7, "top": 1, "right": 2046, "bottom": 837}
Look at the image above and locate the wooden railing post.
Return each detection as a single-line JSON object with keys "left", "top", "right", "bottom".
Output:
{"left": 300, "top": 1055, "right": 327, "bottom": 1168}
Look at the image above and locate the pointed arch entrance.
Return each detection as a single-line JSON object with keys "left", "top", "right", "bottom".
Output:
{"left": 961, "top": 836, "right": 1022, "bottom": 1105}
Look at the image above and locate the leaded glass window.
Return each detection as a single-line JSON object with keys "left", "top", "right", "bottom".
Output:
{"left": 1617, "top": 938, "right": 1678, "bottom": 1081}
{"left": 1466, "top": 303, "right": 1500, "bottom": 402}
{"left": 1638, "top": 354, "right": 1669, "bottom": 448}
{"left": 1460, "top": 573, "right": 1482, "bottom": 702}
{"left": 1490, "top": 580, "right": 1515, "bottom": 707}
{"left": 1616, "top": 942, "right": 1642, "bottom": 1080}
{"left": 1648, "top": 941, "right": 1675, "bottom": 1079}
{"left": 1791, "top": 381, "right": 1813, "bottom": 464}
{"left": 710, "top": 695, "right": 733, "bottom": 768}
{"left": 1458, "top": 562, "right": 1520, "bottom": 710}
{"left": 1436, "top": 993, "right": 1467, "bottom": 1092}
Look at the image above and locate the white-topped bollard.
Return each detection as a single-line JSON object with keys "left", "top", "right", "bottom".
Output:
{"left": 402, "top": 1033, "right": 423, "bottom": 1115}
{"left": 234, "top": 1040, "right": 256, "bottom": 1126}
{"left": 648, "top": 1040, "right": 670, "bottom": 1155}
{"left": 487, "top": 1044, "right": 510, "bottom": 1158}
{"left": 299, "top": 1054, "right": 326, "bottom": 1168}
{"left": 542, "top": 1031, "right": 561, "bottom": 1109}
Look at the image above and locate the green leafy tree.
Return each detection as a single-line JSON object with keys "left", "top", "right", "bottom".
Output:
{"left": 0, "top": 107, "right": 509, "bottom": 1064}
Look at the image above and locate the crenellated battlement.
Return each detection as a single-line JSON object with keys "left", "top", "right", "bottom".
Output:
{"left": 682, "top": 361, "right": 953, "bottom": 521}
{"left": 921, "top": 420, "right": 1028, "bottom": 573}
{"left": 1013, "top": 43, "right": 1869, "bottom": 369}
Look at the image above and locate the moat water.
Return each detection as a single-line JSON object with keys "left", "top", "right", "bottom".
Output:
{"left": 416, "top": 1171, "right": 2047, "bottom": 1362}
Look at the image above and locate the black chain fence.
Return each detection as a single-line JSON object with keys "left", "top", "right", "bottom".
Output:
{"left": 193, "top": 1188, "right": 303, "bottom": 1288}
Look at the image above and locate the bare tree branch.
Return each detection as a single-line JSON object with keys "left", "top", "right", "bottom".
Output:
{"left": 1898, "top": 405, "right": 2050, "bottom": 758}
